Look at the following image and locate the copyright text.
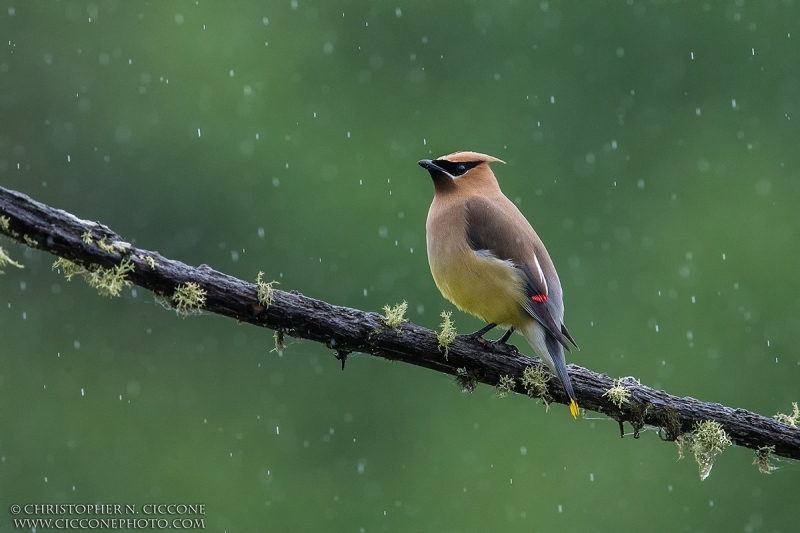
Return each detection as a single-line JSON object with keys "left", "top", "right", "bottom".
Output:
{"left": 8, "top": 504, "right": 205, "bottom": 530}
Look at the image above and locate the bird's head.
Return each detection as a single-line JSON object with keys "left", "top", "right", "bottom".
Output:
{"left": 418, "top": 151, "right": 505, "bottom": 194}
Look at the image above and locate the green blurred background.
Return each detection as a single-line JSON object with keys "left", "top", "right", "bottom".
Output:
{"left": 1, "top": 1, "right": 799, "bottom": 531}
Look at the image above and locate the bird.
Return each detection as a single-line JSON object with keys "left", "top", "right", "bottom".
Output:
{"left": 419, "top": 151, "right": 580, "bottom": 418}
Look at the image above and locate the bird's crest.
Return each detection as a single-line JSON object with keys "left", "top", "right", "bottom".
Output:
{"left": 438, "top": 151, "right": 505, "bottom": 165}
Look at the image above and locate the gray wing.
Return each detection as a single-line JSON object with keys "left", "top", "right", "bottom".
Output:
{"left": 465, "top": 197, "right": 578, "bottom": 351}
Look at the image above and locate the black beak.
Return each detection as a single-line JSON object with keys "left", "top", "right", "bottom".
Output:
{"left": 418, "top": 159, "right": 447, "bottom": 175}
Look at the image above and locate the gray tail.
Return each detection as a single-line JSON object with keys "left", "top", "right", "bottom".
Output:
{"left": 546, "top": 333, "right": 576, "bottom": 403}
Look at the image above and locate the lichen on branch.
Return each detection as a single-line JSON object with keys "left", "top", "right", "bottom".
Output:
{"left": 1, "top": 184, "right": 799, "bottom": 475}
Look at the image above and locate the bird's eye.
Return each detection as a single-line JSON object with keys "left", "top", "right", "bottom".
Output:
{"left": 456, "top": 164, "right": 467, "bottom": 174}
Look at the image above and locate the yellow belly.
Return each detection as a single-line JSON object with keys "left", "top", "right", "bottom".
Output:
{"left": 430, "top": 250, "right": 527, "bottom": 327}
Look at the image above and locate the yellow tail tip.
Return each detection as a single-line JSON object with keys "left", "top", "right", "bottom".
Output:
{"left": 569, "top": 399, "right": 580, "bottom": 419}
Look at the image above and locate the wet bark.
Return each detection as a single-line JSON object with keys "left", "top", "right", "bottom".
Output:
{"left": 2, "top": 185, "right": 798, "bottom": 462}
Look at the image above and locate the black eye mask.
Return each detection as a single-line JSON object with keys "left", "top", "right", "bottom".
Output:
{"left": 432, "top": 160, "right": 480, "bottom": 177}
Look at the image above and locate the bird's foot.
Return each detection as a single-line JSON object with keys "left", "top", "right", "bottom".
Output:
{"left": 465, "top": 323, "right": 499, "bottom": 350}
{"left": 486, "top": 327, "right": 518, "bottom": 354}
{"left": 467, "top": 322, "right": 497, "bottom": 339}
{"left": 466, "top": 335, "right": 496, "bottom": 351}
{"left": 465, "top": 325, "right": 519, "bottom": 355}
{"left": 489, "top": 340, "right": 519, "bottom": 355}
{"left": 496, "top": 327, "right": 515, "bottom": 345}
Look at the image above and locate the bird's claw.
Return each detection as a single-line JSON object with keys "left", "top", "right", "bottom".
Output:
{"left": 498, "top": 342, "right": 519, "bottom": 355}
{"left": 465, "top": 334, "right": 519, "bottom": 355}
{"left": 468, "top": 335, "right": 494, "bottom": 349}
{"left": 489, "top": 340, "right": 519, "bottom": 355}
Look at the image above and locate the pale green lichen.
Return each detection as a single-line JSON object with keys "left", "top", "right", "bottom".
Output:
{"left": 97, "top": 237, "right": 115, "bottom": 253}
{"left": 52, "top": 257, "right": 134, "bottom": 298}
{"left": 382, "top": 300, "right": 408, "bottom": 328}
{"left": 172, "top": 282, "right": 206, "bottom": 317}
{"left": 496, "top": 375, "right": 515, "bottom": 398}
{"left": 139, "top": 254, "right": 156, "bottom": 270}
{"left": 90, "top": 258, "right": 134, "bottom": 297}
{"left": 1, "top": 215, "right": 19, "bottom": 239}
{"left": 455, "top": 367, "right": 478, "bottom": 393}
{"left": 23, "top": 235, "right": 38, "bottom": 248}
{"left": 436, "top": 311, "right": 456, "bottom": 358}
{"left": 753, "top": 445, "right": 776, "bottom": 474}
{"left": 0, "top": 246, "right": 24, "bottom": 274}
{"left": 92, "top": 236, "right": 130, "bottom": 254}
{"left": 256, "top": 271, "right": 278, "bottom": 307}
{"left": 773, "top": 402, "right": 799, "bottom": 428}
{"left": 52, "top": 258, "right": 85, "bottom": 281}
{"left": 676, "top": 420, "right": 732, "bottom": 480}
{"left": 271, "top": 330, "right": 286, "bottom": 353}
{"left": 521, "top": 365, "right": 551, "bottom": 408}
{"left": 603, "top": 378, "right": 632, "bottom": 408}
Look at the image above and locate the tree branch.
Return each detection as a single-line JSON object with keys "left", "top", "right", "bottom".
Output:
{"left": 1, "top": 185, "right": 798, "bottom": 470}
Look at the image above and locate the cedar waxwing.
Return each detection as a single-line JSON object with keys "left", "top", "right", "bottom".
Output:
{"left": 419, "top": 151, "right": 580, "bottom": 418}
